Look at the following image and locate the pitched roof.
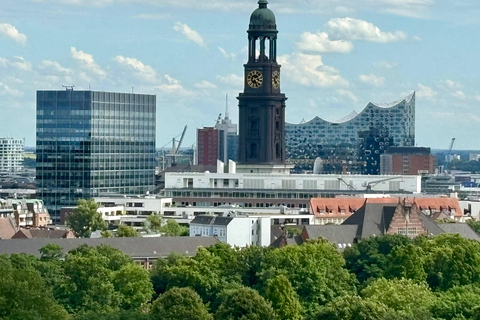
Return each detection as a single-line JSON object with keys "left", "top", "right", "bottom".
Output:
{"left": 11, "top": 229, "right": 70, "bottom": 239}
{"left": 303, "top": 225, "right": 358, "bottom": 245}
{"left": 342, "top": 203, "right": 397, "bottom": 240}
{"left": 0, "top": 236, "right": 219, "bottom": 258}
{"left": 0, "top": 218, "right": 16, "bottom": 239}
{"left": 190, "top": 215, "right": 234, "bottom": 226}
{"left": 438, "top": 223, "right": 480, "bottom": 241}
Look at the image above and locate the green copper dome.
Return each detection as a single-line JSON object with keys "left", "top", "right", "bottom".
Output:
{"left": 249, "top": 0, "right": 276, "bottom": 31}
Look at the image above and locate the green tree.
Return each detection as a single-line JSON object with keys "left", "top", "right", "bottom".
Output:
{"left": 160, "top": 219, "right": 189, "bottom": 236}
{"left": 313, "top": 295, "right": 391, "bottom": 320}
{"left": 235, "top": 245, "right": 273, "bottom": 288}
{"left": 66, "top": 199, "right": 106, "bottom": 238}
{"left": 214, "top": 286, "right": 277, "bottom": 320}
{"left": 343, "top": 234, "right": 411, "bottom": 283}
{"left": 151, "top": 287, "right": 213, "bottom": 320}
{"left": 113, "top": 263, "right": 154, "bottom": 310}
{"left": 0, "top": 255, "right": 70, "bottom": 320}
{"left": 361, "top": 278, "right": 435, "bottom": 318}
{"left": 259, "top": 239, "right": 356, "bottom": 316}
{"left": 415, "top": 233, "right": 480, "bottom": 290}
{"left": 150, "top": 247, "right": 225, "bottom": 303}
{"left": 145, "top": 214, "right": 163, "bottom": 233}
{"left": 385, "top": 243, "right": 427, "bottom": 282}
{"left": 116, "top": 224, "right": 139, "bottom": 237}
{"left": 101, "top": 230, "right": 114, "bottom": 238}
{"left": 431, "top": 285, "right": 480, "bottom": 320}
{"left": 264, "top": 274, "right": 303, "bottom": 320}
{"left": 39, "top": 243, "right": 64, "bottom": 260}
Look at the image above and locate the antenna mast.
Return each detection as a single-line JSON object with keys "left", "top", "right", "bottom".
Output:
{"left": 225, "top": 94, "right": 229, "bottom": 120}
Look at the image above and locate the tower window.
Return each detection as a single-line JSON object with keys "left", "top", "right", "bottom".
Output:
{"left": 250, "top": 143, "right": 258, "bottom": 158}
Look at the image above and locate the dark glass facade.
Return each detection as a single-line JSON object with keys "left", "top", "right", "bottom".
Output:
{"left": 36, "top": 90, "right": 156, "bottom": 223}
{"left": 285, "top": 93, "right": 415, "bottom": 173}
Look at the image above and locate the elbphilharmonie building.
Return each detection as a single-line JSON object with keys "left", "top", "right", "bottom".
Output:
{"left": 285, "top": 93, "right": 415, "bottom": 173}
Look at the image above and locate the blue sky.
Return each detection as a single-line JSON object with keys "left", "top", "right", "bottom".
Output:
{"left": 0, "top": 0, "right": 478, "bottom": 150}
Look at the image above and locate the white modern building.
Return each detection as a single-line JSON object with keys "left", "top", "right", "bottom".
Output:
{"left": 0, "top": 138, "right": 24, "bottom": 173}
{"left": 190, "top": 213, "right": 313, "bottom": 247}
{"left": 94, "top": 196, "right": 173, "bottom": 216}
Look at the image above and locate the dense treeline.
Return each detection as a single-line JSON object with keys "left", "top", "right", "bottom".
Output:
{"left": 1, "top": 234, "right": 479, "bottom": 319}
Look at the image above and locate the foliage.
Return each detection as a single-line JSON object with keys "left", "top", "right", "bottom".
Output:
{"left": 0, "top": 255, "right": 70, "bottom": 320}
{"left": 343, "top": 234, "right": 411, "bottom": 283}
{"left": 259, "top": 239, "right": 356, "bottom": 316}
{"left": 101, "top": 230, "right": 114, "bottom": 238}
{"left": 145, "top": 214, "right": 163, "bottom": 232}
{"left": 284, "top": 226, "right": 301, "bottom": 235}
{"left": 431, "top": 285, "right": 480, "bottom": 320}
{"left": 151, "top": 287, "right": 213, "bottom": 320}
{"left": 385, "top": 243, "right": 427, "bottom": 282}
{"left": 235, "top": 245, "right": 273, "bottom": 288}
{"left": 313, "top": 295, "right": 391, "bottom": 320}
{"left": 467, "top": 219, "right": 480, "bottom": 235}
{"left": 113, "top": 263, "right": 154, "bottom": 310}
{"left": 66, "top": 199, "right": 106, "bottom": 238}
{"left": 39, "top": 243, "right": 64, "bottom": 260}
{"left": 160, "top": 219, "right": 189, "bottom": 236}
{"left": 415, "top": 233, "right": 480, "bottom": 290}
{"left": 361, "top": 278, "right": 435, "bottom": 318}
{"left": 264, "top": 274, "right": 304, "bottom": 320}
{"left": 150, "top": 247, "right": 225, "bottom": 303}
{"left": 116, "top": 224, "right": 139, "bottom": 237}
{"left": 214, "top": 286, "right": 277, "bottom": 320}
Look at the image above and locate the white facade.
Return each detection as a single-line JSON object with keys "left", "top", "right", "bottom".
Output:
{"left": 165, "top": 171, "right": 422, "bottom": 194}
{"left": 0, "top": 138, "right": 24, "bottom": 173}
{"left": 94, "top": 196, "right": 173, "bottom": 215}
{"left": 190, "top": 214, "right": 313, "bottom": 247}
{"left": 459, "top": 200, "right": 480, "bottom": 220}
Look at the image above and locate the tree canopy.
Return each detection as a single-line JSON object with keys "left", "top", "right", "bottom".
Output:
{"left": 66, "top": 199, "right": 106, "bottom": 238}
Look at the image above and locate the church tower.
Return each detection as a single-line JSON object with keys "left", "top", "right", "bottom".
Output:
{"left": 237, "top": 0, "right": 288, "bottom": 172}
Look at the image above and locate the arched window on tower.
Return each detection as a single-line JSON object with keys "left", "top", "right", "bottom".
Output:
{"left": 276, "top": 143, "right": 281, "bottom": 159}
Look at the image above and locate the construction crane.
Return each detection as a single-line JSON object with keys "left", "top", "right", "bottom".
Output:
{"left": 362, "top": 176, "right": 404, "bottom": 192}
{"left": 337, "top": 177, "right": 356, "bottom": 190}
{"left": 445, "top": 137, "right": 455, "bottom": 170}
{"left": 170, "top": 125, "right": 187, "bottom": 165}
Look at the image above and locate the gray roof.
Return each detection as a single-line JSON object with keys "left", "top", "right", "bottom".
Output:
{"left": 191, "top": 215, "right": 234, "bottom": 226}
{"left": 303, "top": 225, "right": 358, "bottom": 244}
{"left": 342, "top": 203, "right": 396, "bottom": 240}
{"left": 0, "top": 236, "right": 219, "bottom": 259}
{"left": 419, "top": 214, "right": 444, "bottom": 236}
{"left": 438, "top": 223, "right": 480, "bottom": 241}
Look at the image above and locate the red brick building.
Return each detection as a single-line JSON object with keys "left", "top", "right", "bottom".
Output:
{"left": 380, "top": 147, "right": 434, "bottom": 175}
{"left": 197, "top": 127, "right": 219, "bottom": 166}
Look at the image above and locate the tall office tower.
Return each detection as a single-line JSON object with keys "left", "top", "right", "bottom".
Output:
{"left": 238, "top": 0, "right": 287, "bottom": 166}
{"left": 214, "top": 96, "right": 238, "bottom": 163}
{"left": 0, "top": 138, "right": 24, "bottom": 173}
{"left": 36, "top": 89, "right": 156, "bottom": 223}
{"left": 196, "top": 127, "right": 219, "bottom": 166}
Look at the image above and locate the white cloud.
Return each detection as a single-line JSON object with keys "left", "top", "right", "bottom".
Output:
{"left": 438, "top": 79, "right": 462, "bottom": 90}
{"left": 451, "top": 90, "right": 466, "bottom": 99}
{"left": 194, "top": 80, "right": 217, "bottom": 89}
{"left": 474, "top": 95, "right": 480, "bottom": 102}
{"left": 0, "top": 56, "right": 32, "bottom": 71}
{"left": 336, "top": 89, "right": 358, "bottom": 102}
{"left": 297, "top": 31, "right": 353, "bottom": 53}
{"left": 218, "top": 47, "right": 239, "bottom": 61}
{"left": 373, "top": 61, "right": 397, "bottom": 69}
{"left": 0, "top": 82, "right": 23, "bottom": 97}
{"left": 358, "top": 73, "right": 385, "bottom": 87}
{"left": 114, "top": 55, "right": 157, "bottom": 83}
{"left": 0, "top": 23, "right": 27, "bottom": 45}
{"left": 278, "top": 53, "right": 348, "bottom": 87}
{"left": 173, "top": 22, "right": 206, "bottom": 47}
{"left": 327, "top": 17, "right": 408, "bottom": 43}
{"left": 155, "top": 74, "right": 191, "bottom": 95}
{"left": 216, "top": 73, "right": 243, "bottom": 87}
{"left": 416, "top": 84, "right": 436, "bottom": 100}
{"left": 70, "top": 47, "right": 106, "bottom": 77}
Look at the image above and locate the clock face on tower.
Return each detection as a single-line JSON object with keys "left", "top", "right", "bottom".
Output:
{"left": 247, "top": 70, "right": 263, "bottom": 88}
{"left": 272, "top": 71, "right": 280, "bottom": 89}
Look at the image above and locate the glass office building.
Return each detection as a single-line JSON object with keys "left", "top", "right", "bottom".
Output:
{"left": 285, "top": 93, "right": 415, "bottom": 173}
{"left": 36, "top": 89, "right": 156, "bottom": 223}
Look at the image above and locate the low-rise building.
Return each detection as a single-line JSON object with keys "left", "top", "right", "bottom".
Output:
{"left": 190, "top": 213, "right": 313, "bottom": 247}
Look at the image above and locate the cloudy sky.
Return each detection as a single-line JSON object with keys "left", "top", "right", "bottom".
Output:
{"left": 0, "top": 0, "right": 478, "bottom": 150}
